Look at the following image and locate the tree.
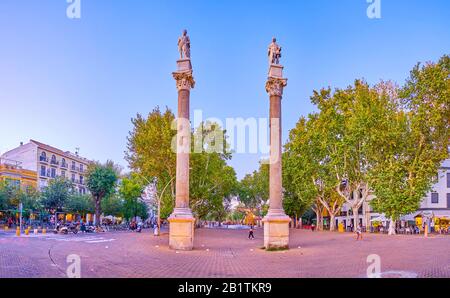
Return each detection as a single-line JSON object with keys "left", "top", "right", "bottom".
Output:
{"left": 238, "top": 161, "right": 269, "bottom": 215}
{"left": 66, "top": 194, "right": 94, "bottom": 215}
{"left": 190, "top": 121, "right": 238, "bottom": 222}
{"left": 119, "top": 174, "right": 145, "bottom": 221}
{"left": 369, "top": 56, "right": 450, "bottom": 234}
{"left": 102, "top": 194, "right": 124, "bottom": 217}
{"left": 309, "top": 80, "right": 389, "bottom": 229}
{"left": 85, "top": 161, "right": 119, "bottom": 226}
{"left": 125, "top": 107, "right": 177, "bottom": 219}
{"left": 0, "top": 181, "right": 9, "bottom": 210}
{"left": 41, "top": 177, "right": 72, "bottom": 211}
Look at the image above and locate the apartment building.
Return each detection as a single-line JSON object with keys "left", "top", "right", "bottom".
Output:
{"left": 0, "top": 158, "right": 37, "bottom": 190}
{"left": 1, "top": 140, "right": 91, "bottom": 194}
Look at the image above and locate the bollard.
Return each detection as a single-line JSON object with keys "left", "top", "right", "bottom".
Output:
{"left": 25, "top": 228, "right": 29, "bottom": 236}
{"left": 16, "top": 227, "right": 20, "bottom": 236}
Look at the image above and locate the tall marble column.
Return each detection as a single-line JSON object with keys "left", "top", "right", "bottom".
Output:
{"left": 262, "top": 38, "right": 290, "bottom": 250}
{"left": 168, "top": 31, "right": 196, "bottom": 250}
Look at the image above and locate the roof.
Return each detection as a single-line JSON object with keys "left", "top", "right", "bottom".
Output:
{"left": 30, "top": 139, "right": 91, "bottom": 164}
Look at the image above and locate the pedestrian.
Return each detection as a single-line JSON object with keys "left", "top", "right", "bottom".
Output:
{"left": 248, "top": 226, "right": 255, "bottom": 240}
{"left": 356, "top": 224, "right": 363, "bottom": 241}
{"left": 80, "top": 221, "right": 86, "bottom": 233}
{"left": 311, "top": 223, "right": 315, "bottom": 232}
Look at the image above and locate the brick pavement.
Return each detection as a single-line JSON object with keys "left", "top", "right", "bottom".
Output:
{"left": 0, "top": 228, "right": 448, "bottom": 278}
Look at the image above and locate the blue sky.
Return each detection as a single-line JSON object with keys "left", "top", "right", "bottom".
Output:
{"left": 0, "top": 0, "right": 449, "bottom": 179}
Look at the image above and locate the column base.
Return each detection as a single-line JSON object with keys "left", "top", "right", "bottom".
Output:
{"left": 262, "top": 210, "right": 290, "bottom": 250}
{"left": 168, "top": 208, "right": 195, "bottom": 251}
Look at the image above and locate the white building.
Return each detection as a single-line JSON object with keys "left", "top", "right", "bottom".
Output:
{"left": 336, "top": 158, "right": 450, "bottom": 228}
{"left": 0, "top": 140, "right": 91, "bottom": 194}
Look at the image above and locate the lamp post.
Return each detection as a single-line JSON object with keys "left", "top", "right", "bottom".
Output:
{"left": 137, "top": 174, "right": 175, "bottom": 236}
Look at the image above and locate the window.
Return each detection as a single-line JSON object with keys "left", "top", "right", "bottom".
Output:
{"left": 80, "top": 164, "right": 84, "bottom": 172}
{"left": 80, "top": 175, "right": 83, "bottom": 185}
{"left": 61, "top": 170, "right": 66, "bottom": 178}
{"left": 40, "top": 166, "right": 46, "bottom": 176}
{"left": 72, "top": 161, "right": 76, "bottom": 170}
{"left": 40, "top": 152, "right": 47, "bottom": 161}
{"left": 51, "top": 168, "right": 56, "bottom": 178}
{"left": 61, "top": 158, "right": 66, "bottom": 167}
{"left": 447, "top": 173, "right": 450, "bottom": 188}
{"left": 71, "top": 173, "right": 75, "bottom": 183}
{"left": 447, "top": 193, "right": 450, "bottom": 208}
{"left": 51, "top": 155, "right": 56, "bottom": 163}
{"left": 431, "top": 193, "right": 439, "bottom": 204}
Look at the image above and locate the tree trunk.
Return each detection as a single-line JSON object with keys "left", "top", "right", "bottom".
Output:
{"left": 317, "top": 212, "right": 323, "bottom": 231}
{"left": 95, "top": 196, "right": 101, "bottom": 227}
{"left": 388, "top": 219, "right": 396, "bottom": 235}
{"left": 352, "top": 207, "right": 359, "bottom": 232}
{"left": 330, "top": 214, "right": 336, "bottom": 231}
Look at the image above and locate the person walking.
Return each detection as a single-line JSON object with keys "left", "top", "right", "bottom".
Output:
{"left": 356, "top": 224, "right": 363, "bottom": 241}
{"left": 248, "top": 226, "right": 255, "bottom": 240}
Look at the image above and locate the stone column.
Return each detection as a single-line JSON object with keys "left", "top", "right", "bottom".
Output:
{"left": 262, "top": 64, "right": 290, "bottom": 250}
{"left": 168, "top": 58, "right": 196, "bottom": 251}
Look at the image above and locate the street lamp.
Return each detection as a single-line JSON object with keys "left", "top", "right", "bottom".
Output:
{"left": 136, "top": 174, "right": 175, "bottom": 236}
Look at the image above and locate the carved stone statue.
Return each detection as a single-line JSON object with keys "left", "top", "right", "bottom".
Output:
{"left": 268, "top": 37, "right": 282, "bottom": 65}
{"left": 178, "top": 29, "right": 191, "bottom": 59}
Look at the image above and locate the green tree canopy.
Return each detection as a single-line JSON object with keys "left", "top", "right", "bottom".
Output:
{"left": 85, "top": 160, "right": 119, "bottom": 226}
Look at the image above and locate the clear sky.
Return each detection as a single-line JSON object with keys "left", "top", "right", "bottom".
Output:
{"left": 0, "top": 0, "right": 449, "bottom": 179}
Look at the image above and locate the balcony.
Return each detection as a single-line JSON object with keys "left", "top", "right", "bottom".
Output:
{"left": 39, "top": 156, "right": 49, "bottom": 163}
{"left": 71, "top": 166, "right": 80, "bottom": 172}
{"left": 50, "top": 160, "right": 59, "bottom": 166}
{"left": 61, "top": 163, "right": 68, "bottom": 169}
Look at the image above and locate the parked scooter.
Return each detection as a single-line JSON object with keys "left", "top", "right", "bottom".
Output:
{"left": 136, "top": 223, "right": 142, "bottom": 233}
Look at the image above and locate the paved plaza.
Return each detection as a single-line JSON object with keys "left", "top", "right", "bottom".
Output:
{"left": 0, "top": 228, "right": 448, "bottom": 278}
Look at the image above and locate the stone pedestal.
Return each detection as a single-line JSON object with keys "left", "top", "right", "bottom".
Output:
{"left": 168, "top": 208, "right": 195, "bottom": 250}
{"left": 168, "top": 58, "right": 195, "bottom": 251}
{"left": 263, "top": 63, "right": 290, "bottom": 250}
{"left": 263, "top": 212, "right": 291, "bottom": 250}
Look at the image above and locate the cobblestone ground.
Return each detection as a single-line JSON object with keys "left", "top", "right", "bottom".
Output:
{"left": 0, "top": 228, "right": 448, "bottom": 278}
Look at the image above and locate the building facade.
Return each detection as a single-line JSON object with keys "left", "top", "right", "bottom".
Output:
{"left": 1, "top": 140, "right": 91, "bottom": 194}
{"left": 0, "top": 158, "right": 37, "bottom": 190}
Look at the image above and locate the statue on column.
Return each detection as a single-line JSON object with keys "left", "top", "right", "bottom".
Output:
{"left": 178, "top": 29, "right": 191, "bottom": 59}
{"left": 268, "top": 37, "right": 282, "bottom": 65}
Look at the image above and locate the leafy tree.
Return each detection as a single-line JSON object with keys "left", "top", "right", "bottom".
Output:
{"left": 309, "top": 80, "right": 389, "bottom": 228}
{"left": 85, "top": 161, "right": 119, "bottom": 226}
{"left": 125, "top": 107, "right": 177, "bottom": 218}
{"left": 102, "top": 194, "right": 124, "bottom": 217}
{"left": 41, "top": 177, "right": 72, "bottom": 211}
{"left": 369, "top": 56, "right": 450, "bottom": 234}
{"left": 238, "top": 161, "right": 269, "bottom": 214}
{"left": 0, "top": 183, "right": 8, "bottom": 210}
{"left": 190, "top": 121, "right": 238, "bottom": 221}
{"left": 66, "top": 194, "right": 94, "bottom": 215}
{"left": 119, "top": 174, "right": 145, "bottom": 221}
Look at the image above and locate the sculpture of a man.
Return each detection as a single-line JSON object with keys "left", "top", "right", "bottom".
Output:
{"left": 178, "top": 29, "right": 191, "bottom": 59}
{"left": 268, "top": 37, "right": 282, "bottom": 65}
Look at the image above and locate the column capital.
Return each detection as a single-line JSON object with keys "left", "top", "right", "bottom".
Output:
{"left": 173, "top": 71, "right": 195, "bottom": 91}
{"left": 265, "top": 77, "right": 287, "bottom": 97}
